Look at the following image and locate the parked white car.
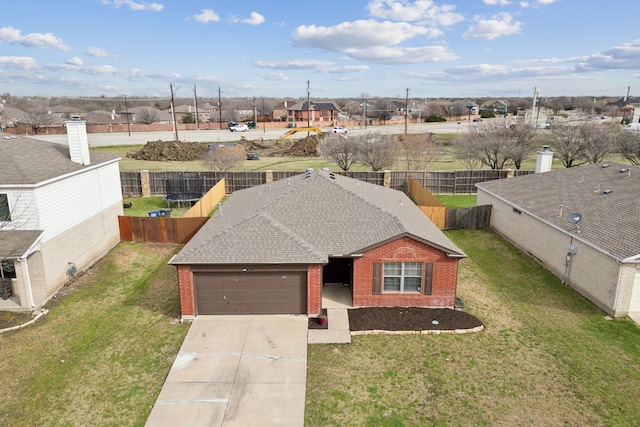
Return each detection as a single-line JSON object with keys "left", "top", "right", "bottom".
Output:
{"left": 331, "top": 126, "right": 347, "bottom": 134}
{"left": 229, "top": 124, "right": 249, "bottom": 132}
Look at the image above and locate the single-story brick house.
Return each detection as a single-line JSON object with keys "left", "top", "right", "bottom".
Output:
{"left": 170, "top": 170, "right": 465, "bottom": 319}
{"left": 476, "top": 162, "right": 640, "bottom": 317}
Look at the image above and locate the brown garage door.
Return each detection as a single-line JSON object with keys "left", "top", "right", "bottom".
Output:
{"left": 194, "top": 271, "right": 307, "bottom": 315}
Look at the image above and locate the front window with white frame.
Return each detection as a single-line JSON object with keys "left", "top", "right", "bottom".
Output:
{"left": 383, "top": 262, "right": 423, "bottom": 292}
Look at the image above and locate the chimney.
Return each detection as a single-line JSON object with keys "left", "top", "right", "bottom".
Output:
{"left": 65, "top": 120, "right": 90, "bottom": 165}
{"left": 535, "top": 145, "right": 553, "bottom": 173}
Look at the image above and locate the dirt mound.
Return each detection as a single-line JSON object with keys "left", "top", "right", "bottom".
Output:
{"left": 271, "top": 135, "right": 321, "bottom": 157}
{"left": 127, "top": 140, "right": 208, "bottom": 162}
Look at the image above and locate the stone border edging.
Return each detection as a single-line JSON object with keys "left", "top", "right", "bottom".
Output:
{"left": 350, "top": 325, "right": 484, "bottom": 336}
{"left": 0, "top": 309, "right": 49, "bottom": 334}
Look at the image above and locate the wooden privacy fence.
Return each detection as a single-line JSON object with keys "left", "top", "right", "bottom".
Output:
{"left": 118, "top": 216, "right": 208, "bottom": 244}
{"left": 407, "top": 179, "right": 492, "bottom": 230}
{"left": 182, "top": 178, "right": 226, "bottom": 218}
{"left": 120, "top": 169, "right": 534, "bottom": 197}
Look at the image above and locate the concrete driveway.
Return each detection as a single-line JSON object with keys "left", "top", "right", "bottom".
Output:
{"left": 145, "top": 315, "right": 308, "bottom": 427}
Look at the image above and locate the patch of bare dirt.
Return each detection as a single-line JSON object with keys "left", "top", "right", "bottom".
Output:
{"left": 127, "top": 140, "right": 208, "bottom": 161}
{"left": 270, "top": 135, "right": 322, "bottom": 157}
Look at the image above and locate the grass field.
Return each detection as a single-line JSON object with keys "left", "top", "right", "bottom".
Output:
{"left": 2, "top": 232, "right": 639, "bottom": 426}
{"left": 95, "top": 133, "right": 582, "bottom": 173}
{"left": 305, "top": 230, "right": 640, "bottom": 426}
{"left": 0, "top": 243, "right": 189, "bottom": 427}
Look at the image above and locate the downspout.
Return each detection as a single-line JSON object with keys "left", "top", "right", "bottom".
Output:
{"left": 16, "top": 257, "right": 35, "bottom": 308}
{"left": 613, "top": 263, "right": 623, "bottom": 316}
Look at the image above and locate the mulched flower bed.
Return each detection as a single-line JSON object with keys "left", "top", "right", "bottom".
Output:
{"left": 349, "top": 307, "right": 482, "bottom": 331}
{"left": 308, "top": 307, "right": 483, "bottom": 331}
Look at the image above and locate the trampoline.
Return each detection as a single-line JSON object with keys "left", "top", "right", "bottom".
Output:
{"left": 164, "top": 176, "right": 203, "bottom": 207}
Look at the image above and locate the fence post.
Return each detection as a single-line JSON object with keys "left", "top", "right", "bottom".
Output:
{"left": 383, "top": 170, "right": 391, "bottom": 188}
{"left": 140, "top": 170, "right": 151, "bottom": 197}
{"left": 505, "top": 169, "right": 514, "bottom": 179}
{"left": 265, "top": 170, "right": 273, "bottom": 184}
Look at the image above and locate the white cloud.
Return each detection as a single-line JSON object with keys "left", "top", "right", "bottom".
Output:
{"left": 345, "top": 45, "right": 458, "bottom": 63}
{"left": 0, "top": 56, "right": 38, "bottom": 69}
{"left": 101, "top": 0, "right": 163, "bottom": 12}
{"left": 254, "top": 59, "right": 369, "bottom": 74}
{"left": 463, "top": 12, "right": 523, "bottom": 40}
{"left": 193, "top": 9, "right": 220, "bottom": 23}
{"left": 484, "top": 0, "right": 511, "bottom": 5}
{"left": 259, "top": 72, "right": 289, "bottom": 81}
{"left": 66, "top": 57, "right": 83, "bottom": 66}
{"left": 575, "top": 39, "right": 640, "bottom": 71}
{"left": 520, "top": 0, "right": 557, "bottom": 7}
{"left": 366, "top": 0, "right": 464, "bottom": 26}
{"left": 243, "top": 12, "right": 265, "bottom": 26}
{"left": 0, "top": 26, "right": 70, "bottom": 51}
{"left": 292, "top": 20, "right": 431, "bottom": 51}
{"left": 86, "top": 47, "right": 112, "bottom": 57}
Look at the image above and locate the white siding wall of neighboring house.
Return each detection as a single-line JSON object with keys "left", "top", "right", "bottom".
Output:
{"left": 478, "top": 190, "right": 621, "bottom": 316}
{"left": 1, "top": 188, "right": 39, "bottom": 230}
{"left": 34, "top": 161, "right": 122, "bottom": 243}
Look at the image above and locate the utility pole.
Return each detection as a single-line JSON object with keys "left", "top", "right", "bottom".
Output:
{"left": 531, "top": 87, "right": 540, "bottom": 127}
{"left": 306, "top": 80, "right": 311, "bottom": 128}
{"left": 123, "top": 94, "right": 130, "bottom": 136}
{"left": 170, "top": 83, "right": 179, "bottom": 141}
{"left": 363, "top": 95, "right": 367, "bottom": 129}
{"left": 193, "top": 84, "right": 199, "bottom": 130}
{"left": 404, "top": 87, "right": 409, "bottom": 134}
{"left": 218, "top": 86, "right": 222, "bottom": 130}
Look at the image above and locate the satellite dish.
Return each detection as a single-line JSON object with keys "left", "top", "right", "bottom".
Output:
{"left": 567, "top": 213, "right": 582, "bottom": 224}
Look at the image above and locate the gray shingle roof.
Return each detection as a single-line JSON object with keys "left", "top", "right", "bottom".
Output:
{"left": 0, "top": 230, "right": 43, "bottom": 258}
{"left": 476, "top": 163, "right": 640, "bottom": 261}
{"left": 171, "top": 170, "right": 465, "bottom": 265}
{"left": 0, "top": 136, "right": 119, "bottom": 185}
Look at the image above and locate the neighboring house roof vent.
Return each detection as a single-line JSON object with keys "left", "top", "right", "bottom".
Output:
{"left": 535, "top": 145, "right": 554, "bottom": 173}
{"left": 65, "top": 120, "right": 90, "bottom": 165}
{"left": 619, "top": 168, "right": 630, "bottom": 173}
{"left": 603, "top": 189, "right": 613, "bottom": 194}
{"left": 601, "top": 164, "right": 609, "bottom": 168}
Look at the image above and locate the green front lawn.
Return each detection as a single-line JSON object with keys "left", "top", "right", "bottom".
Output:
{"left": 0, "top": 243, "right": 189, "bottom": 427}
{"left": 305, "top": 230, "right": 640, "bottom": 426}
{"left": 2, "top": 231, "right": 639, "bottom": 426}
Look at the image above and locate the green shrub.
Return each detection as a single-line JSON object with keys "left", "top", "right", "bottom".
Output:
{"left": 425, "top": 115, "right": 446, "bottom": 122}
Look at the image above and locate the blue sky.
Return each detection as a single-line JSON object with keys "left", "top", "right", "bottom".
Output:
{"left": 1, "top": 0, "right": 639, "bottom": 100}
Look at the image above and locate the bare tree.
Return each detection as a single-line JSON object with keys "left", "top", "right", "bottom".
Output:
{"left": 539, "top": 122, "right": 606, "bottom": 167}
{"left": 137, "top": 107, "right": 158, "bottom": 124}
{"left": 615, "top": 127, "right": 640, "bottom": 165}
{"left": 582, "top": 123, "right": 617, "bottom": 164}
{"left": 448, "top": 101, "right": 466, "bottom": 120}
{"left": 355, "top": 133, "right": 397, "bottom": 171}
{"left": 201, "top": 146, "right": 245, "bottom": 172}
{"left": 454, "top": 123, "right": 535, "bottom": 170}
{"left": 21, "top": 100, "right": 55, "bottom": 134}
{"left": 395, "top": 133, "right": 437, "bottom": 170}
{"left": 318, "top": 133, "right": 359, "bottom": 171}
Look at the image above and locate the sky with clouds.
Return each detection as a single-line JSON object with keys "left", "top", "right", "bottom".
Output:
{"left": 1, "top": 0, "right": 639, "bottom": 100}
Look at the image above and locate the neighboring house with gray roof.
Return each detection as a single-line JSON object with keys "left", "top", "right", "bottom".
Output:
{"left": 170, "top": 170, "right": 465, "bottom": 319}
{"left": 476, "top": 162, "right": 640, "bottom": 317}
{"left": 0, "top": 121, "right": 123, "bottom": 311}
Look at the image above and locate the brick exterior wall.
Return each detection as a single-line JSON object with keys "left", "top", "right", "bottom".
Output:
{"left": 307, "top": 265, "right": 322, "bottom": 315}
{"left": 177, "top": 265, "right": 195, "bottom": 317}
{"left": 478, "top": 190, "right": 631, "bottom": 316}
{"left": 352, "top": 237, "right": 459, "bottom": 308}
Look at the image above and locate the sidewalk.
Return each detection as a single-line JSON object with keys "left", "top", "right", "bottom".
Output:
{"left": 307, "top": 308, "right": 351, "bottom": 344}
